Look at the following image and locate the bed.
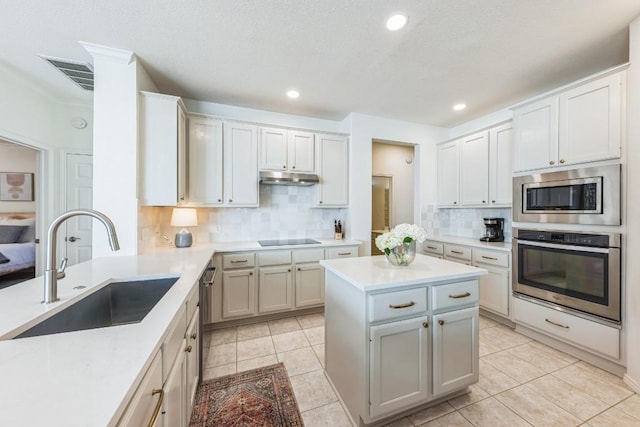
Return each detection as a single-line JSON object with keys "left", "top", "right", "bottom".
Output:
{"left": 0, "top": 213, "right": 36, "bottom": 277}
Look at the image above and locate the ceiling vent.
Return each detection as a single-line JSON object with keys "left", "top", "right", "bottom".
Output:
{"left": 39, "top": 55, "right": 94, "bottom": 91}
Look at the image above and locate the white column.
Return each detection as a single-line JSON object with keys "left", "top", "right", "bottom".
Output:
{"left": 624, "top": 16, "right": 640, "bottom": 392}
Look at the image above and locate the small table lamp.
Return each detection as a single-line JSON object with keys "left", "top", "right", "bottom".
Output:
{"left": 171, "top": 208, "right": 198, "bottom": 248}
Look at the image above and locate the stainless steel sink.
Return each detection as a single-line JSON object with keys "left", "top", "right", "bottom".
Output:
{"left": 14, "top": 277, "right": 179, "bottom": 339}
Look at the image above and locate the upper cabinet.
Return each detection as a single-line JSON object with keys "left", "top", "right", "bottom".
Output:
{"left": 437, "top": 122, "right": 512, "bottom": 208}
{"left": 139, "top": 92, "right": 188, "bottom": 206}
{"left": 224, "top": 121, "right": 259, "bottom": 206}
{"left": 513, "top": 70, "right": 624, "bottom": 172}
{"left": 315, "top": 133, "right": 349, "bottom": 207}
{"left": 187, "top": 115, "right": 223, "bottom": 205}
{"left": 259, "top": 127, "right": 315, "bottom": 173}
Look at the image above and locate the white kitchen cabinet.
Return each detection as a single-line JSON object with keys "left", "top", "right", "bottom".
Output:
{"left": 223, "top": 121, "right": 259, "bottom": 206}
{"left": 117, "top": 351, "right": 163, "bottom": 427}
{"left": 222, "top": 268, "right": 256, "bottom": 318}
{"left": 260, "top": 127, "right": 315, "bottom": 173}
{"left": 258, "top": 265, "right": 293, "bottom": 313}
{"left": 432, "top": 306, "right": 479, "bottom": 397}
{"left": 187, "top": 115, "right": 223, "bottom": 205}
{"left": 436, "top": 140, "right": 459, "bottom": 207}
{"left": 163, "top": 339, "right": 187, "bottom": 427}
{"left": 369, "top": 316, "right": 430, "bottom": 418}
{"left": 295, "top": 263, "right": 324, "bottom": 307}
{"left": 488, "top": 123, "right": 513, "bottom": 205}
{"left": 315, "top": 133, "right": 349, "bottom": 207}
{"left": 443, "top": 244, "right": 472, "bottom": 265}
{"left": 513, "top": 69, "right": 624, "bottom": 172}
{"left": 139, "top": 91, "right": 188, "bottom": 206}
{"left": 325, "top": 246, "right": 358, "bottom": 259}
{"left": 422, "top": 241, "right": 444, "bottom": 259}
{"left": 460, "top": 132, "right": 489, "bottom": 206}
{"left": 185, "top": 310, "right": 199, "bottom": 416}
{"left": 474, "top": 247, "right": 510, "bottom": 317}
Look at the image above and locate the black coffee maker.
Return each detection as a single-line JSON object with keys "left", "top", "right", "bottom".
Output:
{"left": 480, "top": 218, "right": 504, "bottom": 242}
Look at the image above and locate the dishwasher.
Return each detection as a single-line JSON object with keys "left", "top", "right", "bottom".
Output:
{"left": 198, "top": 259, "right": 216, "bottom": 381}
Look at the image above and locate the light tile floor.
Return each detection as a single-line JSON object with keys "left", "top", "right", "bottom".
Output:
{"left": 202, "top": 314, "right": 640, "bottom": 426}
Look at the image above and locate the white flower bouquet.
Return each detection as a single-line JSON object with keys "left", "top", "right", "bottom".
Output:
{"left": 375, "top": 223, "right": 427, "bottom": 255}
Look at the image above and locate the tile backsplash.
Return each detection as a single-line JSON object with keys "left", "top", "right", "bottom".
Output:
{"left": 145, "top": 185, "right": 347, "bottom": 249}
{"left": 421, "top": 204, "right": 512, "bottom": 240}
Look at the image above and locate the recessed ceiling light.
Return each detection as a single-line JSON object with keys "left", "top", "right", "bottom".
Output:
{"left": 287, "top": 90, "right": 300, "bottom": 99}
{"left": 453, "top": 103, "right": 467, "bottom": 111}
{"left": 386, "top": 14, "right": 408, "bottom": 31}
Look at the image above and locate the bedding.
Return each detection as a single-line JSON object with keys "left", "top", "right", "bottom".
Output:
{"left": 0, "top": 242, "right": 36, "bottom": 276}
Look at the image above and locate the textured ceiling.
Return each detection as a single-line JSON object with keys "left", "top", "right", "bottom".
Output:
{"left": 1, "top": 0, "right": 640, "bottom": 127}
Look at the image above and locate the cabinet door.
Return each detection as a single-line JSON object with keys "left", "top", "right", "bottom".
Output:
{"left": 188, "top": 115, "right": 223, "bottom": 205}
{"left": 164, "top": 340, "right": 187, "bottom": 427}
{"left": 223, "top": 122, "right": 259, "bottom": 206}
{"left": 316, "top": 134, "right": 349, "bottom": 207}
{"left": 258, "top": 266, "right": 293, "bottom": 313}
{"left": 513, "top": 97, "right": 558, "bottom": 172}
{"left": 117, "top": 351, "right": 163, "bottom": 427}
{"left": 488, "top": 123, "right": 513, "bottom": 206}
{"left": 459, "top": 132, "right": 489, "bottom": 206}
{"left": 369, "top": 316, "right": 430, "bottom": 418}
{"left": 476, "top": 265, "right": 510, "bottom": 317}
{"left": 185, "top": 310, "right": 199, "bottom": 417}
{"left": 222, "top": 269, "right": 256, "bottom": 318}
{"left": 289, "top": 131, "right": 315, "bottom": 172}
{"left": 436, "top": 140, "right": 459, "bottom": 206}
{"left": 295, "top": 263, "right": 324, "bottom": 307}
{"left": 259, "top": 127, "right": 288, "bottom": 171}
{"left": 559, "top": 72, "right": 622, "bottom": 166}
{"left": 432, "top": 306, "right": 479, "bottom": 397}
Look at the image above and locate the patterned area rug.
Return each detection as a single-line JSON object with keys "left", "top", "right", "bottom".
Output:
{"left": 189, "top": 363, "right": 304, "bottom": 427}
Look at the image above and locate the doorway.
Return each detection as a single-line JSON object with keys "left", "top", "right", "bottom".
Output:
{"left": 371, "top": 176, "right": 392, "bottom": 255}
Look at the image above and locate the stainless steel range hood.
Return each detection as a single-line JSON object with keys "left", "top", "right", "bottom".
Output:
{"left": 259, "top": 171, "right": 319, "bottom": 186}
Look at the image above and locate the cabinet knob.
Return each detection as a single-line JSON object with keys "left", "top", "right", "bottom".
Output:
{"left": 228, "top": 199, "right": 232, "bottom": 202}
{"left": 190, "top": 333, "right": 197, "bottom": 340}
{"left": 288, "top": 269, "right": 291, "bottom": 272}
{"left": 482, "top": 200, "right": 486, "bottom": 204}
{"left": 249, "top": 272, "right": 253, "bottom": 275}
{"left": 292, "top": 166, "right": 296, "bottom": 169}
{"left": 549, "top": 160, "right": 555, "bottom": 165}
{"left": 453, "top": 201, "right": 457, "bottom": 205}
{"left": 319, "top": 201, "right": 323, "bottom": 204}
{"left": 218, "top": 199, "right": 222, "bottom": 202}
{"left": 297, "top": 267, "right": 301, "bottom": 271}
{"left": 559, "top": 159, "right": 565, "bottom": 164}
{"left": 185, "top": 345, "right": 193, "bottom": 353}
{"left": 283, "top": 165, "right": 286, "bottom": 169}
{"left": 422, "top": 322, "right": 429, "bottom": 328}
{"left": 438, "top": 319, "right": 445, "bottom": 325}
{"left": 492, "top": 200, "right": 496, "bottom": 203}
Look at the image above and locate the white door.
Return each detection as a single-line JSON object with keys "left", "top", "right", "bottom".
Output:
{"left": 65, "top": 153, "right": 93, "bottom": 266}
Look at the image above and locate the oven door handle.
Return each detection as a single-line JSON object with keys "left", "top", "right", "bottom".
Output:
{"left": 515, "top": 239, "right": 612, "bottom": 254}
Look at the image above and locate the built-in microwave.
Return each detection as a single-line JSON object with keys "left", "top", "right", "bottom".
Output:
{"left": 513, "top": 164, "right": 621, "bottom": 225}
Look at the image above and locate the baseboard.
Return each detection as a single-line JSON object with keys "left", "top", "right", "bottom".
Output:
{"left": 624, "top": 373, "right": 640, "bottom": 393}
{"left": 204, "top": 306, "right": 324, "bottom": 331}
{"left": 479, "top": 308, "right": 515, "bottom": 328}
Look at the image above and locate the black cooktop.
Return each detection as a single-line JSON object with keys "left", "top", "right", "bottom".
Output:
{"left": 258, "top": 238, "right": 321, "bottom": 247}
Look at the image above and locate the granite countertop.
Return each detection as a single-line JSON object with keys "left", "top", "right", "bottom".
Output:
{"left": 423, "top": 235, "right": 512, "bottom": 252}
{"left": 320, "top": 253, "right": 487, "bottom": 292}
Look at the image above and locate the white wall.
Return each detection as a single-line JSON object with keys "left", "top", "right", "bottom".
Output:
{"left": 624, "top": 16, "right": 640, "bottom": 392}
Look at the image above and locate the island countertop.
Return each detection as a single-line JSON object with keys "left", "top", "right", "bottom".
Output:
{"left": 320, "top": 253, "right": 487, "bottom": 292}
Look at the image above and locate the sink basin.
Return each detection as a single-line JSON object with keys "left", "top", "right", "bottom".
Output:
{"left": 14, "top": 277, "right": 179, "bottom": 339}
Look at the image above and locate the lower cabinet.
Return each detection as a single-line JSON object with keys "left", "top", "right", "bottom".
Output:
{"left": 185, "top": 310, "right": 199, "bottom": 414}
{"left": 117, "top": 351, "right": 163, "bottom": 427}
{"left": 222, "top": 268, "right": 256, "bottom": 318}
{"left": 369, "top": 316, "right": 430, "bottom": 418}
{"left": 477, "top": 267, "right": 509, "bottom": 317}
{"left": 432, "top": 307, "right": 479, "bottom": 397}
{"left": 295, "top": 263, "right": 324, "bottom": 307}
{"left": 258, "top": 265, "right": 293, "bottom": 312}
{"left": 164, "top": 340, "right": 187, "bottom": 427}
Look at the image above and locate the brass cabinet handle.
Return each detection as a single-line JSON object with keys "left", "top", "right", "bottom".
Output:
{"left": 185, "top": 345, "right": 193, "bottom": 353}
{"left": 338, "top": 252, "right": 351, "bottom": 256}
{"left": 147, "top": 389, "right": 164, "bottom": 427}
{"left": 451, "top": 250, "right": 464, "bottom": 255}
{"left": 438, "top": 319, "right": 444, "bottom": 325}
{"left": 427, "top": 246, "right": 438, "bottom": 250}
{"left": 389, "top": 301, "right": 415, "bottom": 309}
{"left": 449, "top": 292, "right": 471, "bottom": 299}
{"left": 549, "top": 160, "right": 555, "bottom": 165}
{"left": 481, "top": 255, "right": 498, "bottom": 261}
{"left": 190, "top": 333, "right": 197, "bottom": 340}
{"left": 422, "top": 322, "right": 429, "bottom": 328}
{"left": 545, "top": 318, "right": 569, "bottom": 329}
{"left": 559, "top": 159, "right": 565, "bottom": 164}
{"left": 230, "top": 260, "right": 248, "bottom": 263}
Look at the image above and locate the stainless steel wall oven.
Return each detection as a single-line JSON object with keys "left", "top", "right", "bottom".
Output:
{"left": 513, "top": 228, "right": 621, "bottom": 323}
{"left": 513, "top": 164, "right": 621, "bottom": 225}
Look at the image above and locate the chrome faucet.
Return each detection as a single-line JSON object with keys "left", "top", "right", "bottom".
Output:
{"left": 43, "top": 209, "right": 120, "bottom": 304}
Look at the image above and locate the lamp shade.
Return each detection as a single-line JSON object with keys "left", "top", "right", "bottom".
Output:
{"left": 170, "top": 208, "right": 198, "bottom": 227}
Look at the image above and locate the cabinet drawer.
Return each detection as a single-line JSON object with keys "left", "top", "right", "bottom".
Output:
{"left": 369, "top": 288, "right": 427, "bottom": 322}
{"left": 431, "top": 280, "right": 478, "bottom": 312}
{"left": 423, "top": 241, "right": 444, "bottom": 256}
{"left": 473, "top": 248, "right": 509, "bottom": 268}
{"left": 293, "top": 248, "right": 325, "bottom": 263}
{"left": 326, "top": 246, "right": 358, "bottom": 259}
{"left": 258, "top": 250, "right": 291, "bottom": 266}
{"left": 444, "top": 244, "right": 472, "bottom": 261}
{"left": 513, "top": 297, "right": 620, "bottom": 360}
{"left": 163, "top": 305, "right": 187, "bottom": 380}
{"left": 223, "top": 253, "right": 255, "bottom": 269}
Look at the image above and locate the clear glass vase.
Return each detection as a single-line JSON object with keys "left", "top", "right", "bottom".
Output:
{"left": 385, "top": 241, "right": 416, "bottom": 266}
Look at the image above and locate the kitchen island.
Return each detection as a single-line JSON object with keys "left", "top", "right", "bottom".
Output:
{"left": 320, "top": 254, "right": 487, "bottom": 426}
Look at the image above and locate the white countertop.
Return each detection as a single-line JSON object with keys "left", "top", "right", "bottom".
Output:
{"left": 0, "top": 238, "right": 361, "bottom": 426}
{"left": 320, "top": 253, "right": 487, "bottom": 292}
{"left": 423, "top": 235, "right": 512, "bottom": 252}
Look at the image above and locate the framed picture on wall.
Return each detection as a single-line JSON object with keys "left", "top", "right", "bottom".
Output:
{"left": 0, "top": 172, "right": 34, "bottom": 201}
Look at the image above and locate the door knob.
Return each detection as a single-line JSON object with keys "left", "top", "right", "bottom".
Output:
{"left": 67, "top": 236, "right": 80, "bottom": 242}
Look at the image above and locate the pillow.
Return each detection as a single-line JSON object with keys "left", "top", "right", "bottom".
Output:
{"left": 0, "top": 225, "right": 28, "bottom": 244}
{"left": 0, "top": 217, "right": 35, "bottom": 242}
